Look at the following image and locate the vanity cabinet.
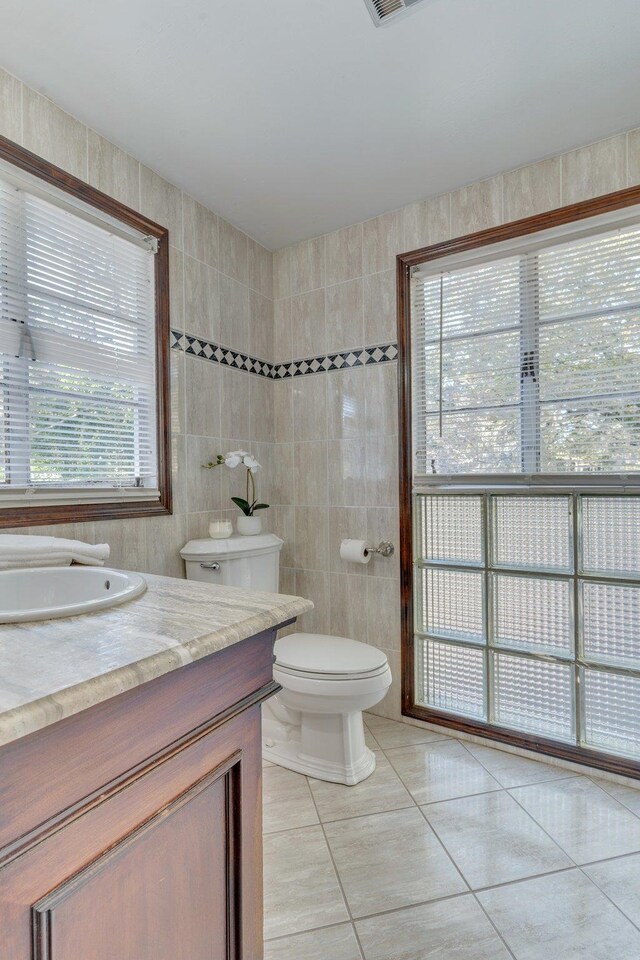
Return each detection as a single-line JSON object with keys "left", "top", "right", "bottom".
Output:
{"left": 0, "top": 628, "right": 280, "bottom": 960}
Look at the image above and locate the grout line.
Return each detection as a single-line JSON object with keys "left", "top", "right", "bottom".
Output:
{"left": 304, "top": 774, "right": 367, "bottom": 959}
{"left": 263, "top": 920, "right": 363, "bottom": 949}
{"left": 455, "top": 737, "right": 583, "bottom": 791}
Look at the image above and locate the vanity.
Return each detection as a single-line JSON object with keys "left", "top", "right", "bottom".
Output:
{"left": 0, "top": 572, "right": 312, "bottom": 959}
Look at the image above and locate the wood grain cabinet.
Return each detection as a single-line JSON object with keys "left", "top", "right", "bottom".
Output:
{"left": 0, "top": 627, "right": 280, "bottom": 960}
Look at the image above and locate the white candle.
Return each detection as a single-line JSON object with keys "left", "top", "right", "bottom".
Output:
{"left": 209, "top": 520, "right": 233, "bottom": 540}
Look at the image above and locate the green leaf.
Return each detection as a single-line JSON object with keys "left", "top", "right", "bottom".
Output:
{"left": 231, "top": 496, "right": 252, "bottom": 516}
{"left": 252, "top": 503, "right": 269, "bottom": 511}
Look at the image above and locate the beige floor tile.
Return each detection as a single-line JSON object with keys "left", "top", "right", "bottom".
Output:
{"left": 463, "top": 741, "right": 579, "bottom": 788}
{"left": 264, "top": 923, "right": 362, "bottom": 960}
{"left": 592, "top": 777, "right": 640, "bottom": 817}
{"left": 510, "top": 777, "right": 640, "bottom": 864}
{"left": 364, "top": 715, "right": 447, "bottom": 749}
{"left": 364, "top": 726, "right": 381, "bottom": 751}
{"left": 324, "top": 807, "right": 466, "bottom": 918}
{"left": 584, "top": 853, "right": 640, "bottom": 927}
{"left": 478, "top": 870, "right": 640, "bottom": 959}
{"left": 422, "top": 791, "right": 571, "bottom": 888}
{"left": 309, "top": 756, "right": 414, "bottom": 823}
{"left": 386, "top": 739, "right": 501, "bottom": 804}
{"left": 356, "top": 894, "right": 512, "bottom": 960}
{"left": 263, "top": 766, "right": 319, "bottom": 834}
{"left": 263, "top": 826, "right": 349, "bottom": 939}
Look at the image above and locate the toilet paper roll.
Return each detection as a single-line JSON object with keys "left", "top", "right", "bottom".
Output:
{"left": 340, "top": 538, "right": 371, "bottom": 565}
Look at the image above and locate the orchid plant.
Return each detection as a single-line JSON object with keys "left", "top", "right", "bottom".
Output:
{"left": 204, "top": 450, "right": 269, "bottom": 517}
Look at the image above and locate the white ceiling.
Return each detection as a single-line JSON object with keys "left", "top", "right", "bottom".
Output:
{"left": 2, "top": 0, "right": 640, "bottom": 249}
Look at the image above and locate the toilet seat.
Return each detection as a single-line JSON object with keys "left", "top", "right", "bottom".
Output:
{"left": 274, "top": 632, "right": 388, "bottom": 681}
{"left": 265, "top": 632, "right": 393, "bottom": 785}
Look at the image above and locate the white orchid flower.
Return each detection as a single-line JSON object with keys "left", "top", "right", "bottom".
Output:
{"left": 203, "top": 449, "right": 268, "bottom": 518}
{"left": 243, "top": 455, "right": 260, "bottom": 473}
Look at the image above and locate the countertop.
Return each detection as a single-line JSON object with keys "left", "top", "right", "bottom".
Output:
{"left": 0, "top": 573, "right": 312, "bottom": 748}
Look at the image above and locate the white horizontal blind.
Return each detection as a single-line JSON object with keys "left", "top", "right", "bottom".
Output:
{"left": 0, "top": 176, "right": 158, "bottom": 500}
{"left": 412, "top": 221, "right": 640, "bottom": 478}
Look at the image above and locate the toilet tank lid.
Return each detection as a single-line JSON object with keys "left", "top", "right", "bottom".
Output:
{"left": 275, "top": 633, "right": 388, "bottom": 676}
{"left": 180, "top": 534, "right": 283, "bottom": 561}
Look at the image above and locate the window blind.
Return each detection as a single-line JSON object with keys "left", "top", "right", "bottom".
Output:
{"left": 412, "top": 220, "right": 640, "bottom": 479}
{"left": 0, "top": 176, "right": 158, "bottom": 503}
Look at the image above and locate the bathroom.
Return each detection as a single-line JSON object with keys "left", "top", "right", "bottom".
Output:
{"left": 2, "top": 1, "right": 640, "bottom": 957}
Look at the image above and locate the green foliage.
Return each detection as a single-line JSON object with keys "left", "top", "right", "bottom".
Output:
{"left": 230, "top": 496, "right": 269, "bottom": 516}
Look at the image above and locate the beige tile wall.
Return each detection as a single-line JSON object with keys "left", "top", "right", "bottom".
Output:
{"left": 0, "top": 68, "right": 274, "bottom": 578}
{"left": 271, "top": 128, "right": 640, "bottom": 720}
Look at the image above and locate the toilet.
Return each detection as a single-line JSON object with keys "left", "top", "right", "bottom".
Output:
{"left": 180, "top": 534, "right": 392, "bottom": 785}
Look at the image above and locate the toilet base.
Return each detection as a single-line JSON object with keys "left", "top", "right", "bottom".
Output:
{"left": 263, "top": 739, "right": 376, "bottom": 785}
{"left": 262, "top": 696, "right": 377, "bottom": 785}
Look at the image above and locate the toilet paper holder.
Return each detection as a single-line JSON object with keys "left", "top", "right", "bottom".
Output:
{"left": 366, "top": 541, "right": 395, "bottom": 558}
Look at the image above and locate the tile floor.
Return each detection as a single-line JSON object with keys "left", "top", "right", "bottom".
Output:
{"left": 263, "top": 714, "right": 640, "bottom": 959}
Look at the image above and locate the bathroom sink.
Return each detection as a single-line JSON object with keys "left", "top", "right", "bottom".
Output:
{"left": 0, "top": 567, "right": 147, "bottom": 623}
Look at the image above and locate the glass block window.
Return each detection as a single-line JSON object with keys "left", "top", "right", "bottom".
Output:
{"left": 581, "top": 497, "right": 640, "bottom": 577}
{"left": 492, "top": 573, "right": 573, "bottom": 657}
{"left": 492, "top": 652, "right": 575, "bottom": 741}
{"left": 424, "top": 639, "right": 486, "bottom": 719}
{"left": 414, "top": 492, "right": 640, "bottom": 761}
{"left": 491, "top": 497, "right": 573, "bottom": 572}
{"left": 415, "top": 567, "right": 485, "bottom": 644}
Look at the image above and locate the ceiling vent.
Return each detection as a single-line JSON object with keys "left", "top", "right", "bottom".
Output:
{"left": 363, "top": 0, "right": 425, "bottom": 27}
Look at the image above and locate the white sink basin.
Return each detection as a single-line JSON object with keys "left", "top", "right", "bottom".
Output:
{"left": 0, "top": 567, "right": 147, "bottom": 623}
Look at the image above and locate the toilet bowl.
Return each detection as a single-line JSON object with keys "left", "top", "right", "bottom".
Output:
{"left": 180, "top": 535, "right": 392, "bottom": 785}
{"left": 263, "top": 633, "right": 392, "bottom": 785}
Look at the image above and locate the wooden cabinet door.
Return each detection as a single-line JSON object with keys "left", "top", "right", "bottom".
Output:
{"left": 33, "top": 769, "right": 233, "bottom": 960}
{"left": 0, "top": 707, "right": 263, "bottom": 960}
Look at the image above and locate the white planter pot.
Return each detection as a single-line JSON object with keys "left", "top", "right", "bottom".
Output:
{"left": 237, "top": 515, "right": 262, "bottom": 536}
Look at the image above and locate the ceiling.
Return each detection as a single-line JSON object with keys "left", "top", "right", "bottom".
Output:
{"left": 2, "top": 0, "right": 640, "bottom": 249}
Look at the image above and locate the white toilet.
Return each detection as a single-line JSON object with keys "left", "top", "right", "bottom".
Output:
{"left": 180, "top": 534, "right": 392, "bottom": 785}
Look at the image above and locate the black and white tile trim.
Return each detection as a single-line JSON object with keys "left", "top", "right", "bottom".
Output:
{"left": 172, "top": 330, "right": 273, "bottom": 377}
{"left": 171, "top": 329, "right": 398, "bottom": 379}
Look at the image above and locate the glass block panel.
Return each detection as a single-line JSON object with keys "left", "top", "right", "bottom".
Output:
{"left": 582, "top": 581, "right": 640, "bottom": 669}
{"left": 582, "top": 668, "right": 640, "bottom": 759}
{"left": 415, "top": 567, "right": 485, "bottom": 644}
{"left": 491, "top": 496, "right": 573, "bottom": 572}
{"left": 492, "top": 574, "right": 573, "bottom": 657}
{"left": 414, "top": 494, "right": 483, "bottom": 565}
{"left": 423, "top": 638, "right": 486, "bottom": 719}
{"left": 492, "top": 652, "right": 575, "bottom": 740}
{"left": 581, "top": 497, "right": 640, "bottom": 577}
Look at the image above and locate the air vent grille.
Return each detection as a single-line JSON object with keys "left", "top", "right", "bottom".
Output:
{"left": 364, "top": 0, "right": 424, "bottom": 26}
{"left": 371, "top": 0, "right": 406, "bottom": 20}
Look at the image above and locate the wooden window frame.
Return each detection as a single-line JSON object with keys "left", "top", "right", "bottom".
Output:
{"left": 396, "top": 183, "right": 640, "bottom": 780}
{"left": 0, "top": 134, "right": 172, "bottom": 528}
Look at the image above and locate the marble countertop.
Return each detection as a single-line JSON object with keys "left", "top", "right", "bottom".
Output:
{"left": 0, "top": 573, "right": 313, "bottom": 748}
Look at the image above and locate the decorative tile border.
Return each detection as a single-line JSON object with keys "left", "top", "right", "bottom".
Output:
{"left": 171, "top": 329, "right": 398, "bottom": 379}
{"left": 172, "top": 330, "right": 273, "bottom": 377}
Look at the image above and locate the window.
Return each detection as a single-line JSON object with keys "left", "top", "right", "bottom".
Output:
{"left": 412, "top": 221, "right": 640, "bottom": 478}
{"left": 401, "top": 191, "right": 640, "bottom": 775}
{"left": 0, "top": 138, "right": 171, "bottom": 526}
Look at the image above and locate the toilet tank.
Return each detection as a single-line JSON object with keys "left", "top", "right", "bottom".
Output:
{"left": 180, "top": 534, "right": 283, "bottom": 592}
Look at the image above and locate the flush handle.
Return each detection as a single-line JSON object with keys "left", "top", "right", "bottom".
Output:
{"left": 200, "top": 562, "right": 221, "bottom": 571}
